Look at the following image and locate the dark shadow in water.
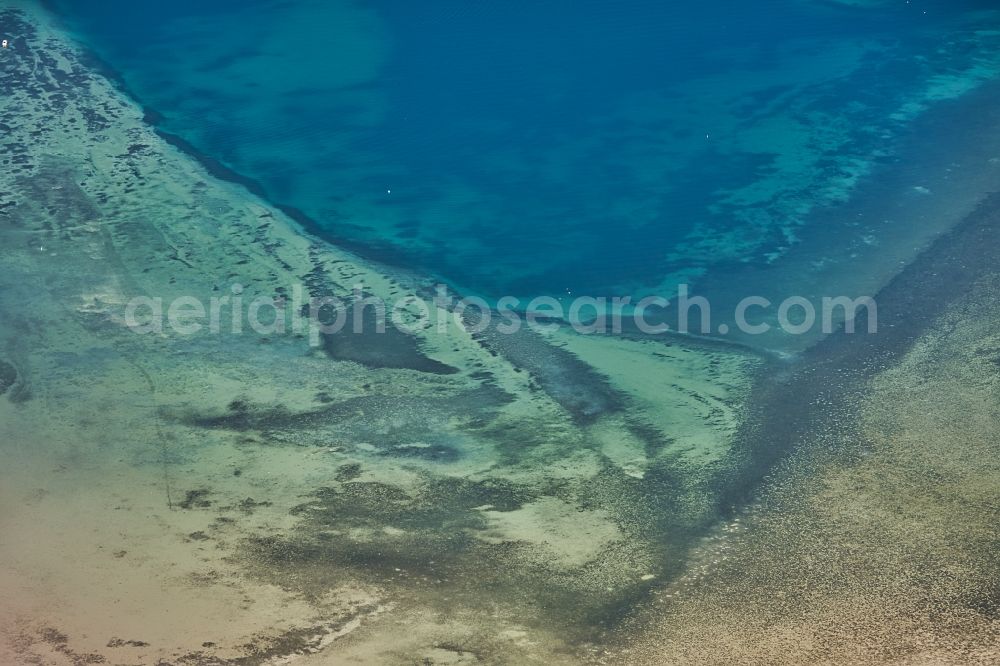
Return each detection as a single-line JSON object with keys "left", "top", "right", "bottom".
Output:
{"left": 0, "top": 360, "right": 17, "bottom": 395}
{"left": 470, "top": 318, "right": 625, "bottom": 424}
{"left": 320, "top": 305, "right": 459, "bottom": 375}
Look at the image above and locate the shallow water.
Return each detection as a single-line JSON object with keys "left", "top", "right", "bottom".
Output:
{"left": 3, "top": 2, "right": 1000, "bottom": 663}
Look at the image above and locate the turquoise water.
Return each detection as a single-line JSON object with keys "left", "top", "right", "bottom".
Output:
{"left": 49, "top": 0, "right": 1000, "bottom": 301}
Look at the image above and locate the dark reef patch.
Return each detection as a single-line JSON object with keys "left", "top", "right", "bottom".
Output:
{"left": 106, "top": 637, "right": 149, "bottom": 648}
{"left": 239, "top": 472, "right": 646, "bottom": 641}
{"left": 471, "top": 322, "right": 624, "bottom": 424}
{"left": 35, "top": 626, "right": 106, "bottom": 666}
{"left": 320, "top": 304, "right": 458, "bottom": 375}
{"left": 0, "top": 359, "right": 17, "bottom": 395}
{"left": 174, "top": 385, "right": 512, "bottom": 454}
{"left": 334, "top": 462, "right": 362, "bottom": 481}
{"left": 177, "top": 489, "right": 213, "bottom": 510}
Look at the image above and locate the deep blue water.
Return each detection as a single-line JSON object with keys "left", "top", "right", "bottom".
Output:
{"left": 49, "top": 0, "right": 1000, "bottom": 301}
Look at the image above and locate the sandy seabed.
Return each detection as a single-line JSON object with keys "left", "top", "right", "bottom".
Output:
{"left": 0, "top": 2, "right": 997, "bottom": 664}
